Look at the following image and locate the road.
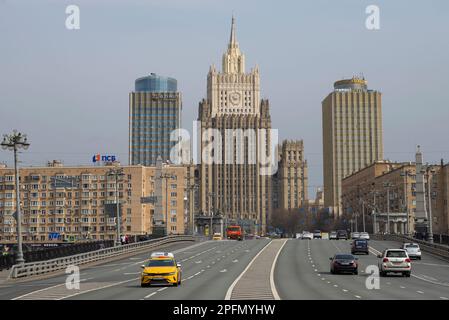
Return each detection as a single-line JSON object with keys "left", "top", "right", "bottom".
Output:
{"left": 1, "top": 237, "right": 449, "bottom": 300}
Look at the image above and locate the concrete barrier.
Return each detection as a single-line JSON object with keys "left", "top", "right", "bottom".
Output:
{"left": 9, "top": 235, "right": 195, "bottom": 279}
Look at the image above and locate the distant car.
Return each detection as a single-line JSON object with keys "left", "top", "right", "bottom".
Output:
{"left": 378, "top": 249, "right": 411, "bottom": 277}
{"left": 212, "top": 233, "right": 222, "bottom": 240}
{"left": 359, "top": 232, "right": 370, "bottom": 240}
{"left": 402, "top": 243, "right": 421, "bottom": 260}
{"left": 337, "top": 230, "right": 348, "bottom": 240}
{"left": 350, "top": 232, "right": 360, "bottom": 240}
{"left": 351, "top": 239, "right": 369, "bottom": 255}
{"left": 330, "top": 254, "right": 358, "bottom": 275}
{"left": 313, "top": 230, "right": 322, "bottom": 239}
{"left": 302, "top": 231, "right": 313, "bottom": 240}
{"left": 329, "top": 231, "right": 338, "bottom": 240}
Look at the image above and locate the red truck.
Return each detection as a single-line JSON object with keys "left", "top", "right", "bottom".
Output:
{"left": 226, "top": 225, "right": 243, "bottom": 241}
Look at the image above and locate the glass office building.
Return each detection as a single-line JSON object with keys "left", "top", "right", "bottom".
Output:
{"left": 129, "top": 73, "right": 182, "bottom": 166}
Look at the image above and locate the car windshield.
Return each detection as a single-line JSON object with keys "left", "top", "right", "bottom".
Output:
{"left": 227, "top": 227, "right": 240, "bottom": 231}
{"left": 146, "top": 259, "right": 175, "bottom": 267}
{"left": 335, "top": 255, "right": 354, "bottom": 260}
{"left": 314, "top": 230, "right": 320, "bottom": 233}
{"left": 355, "top": 240, "right": 367, "bottom": 245}
{"left": 406, "top": 244, "right": 419, "bottom": 248}
{"left": 386, "top": 251, "right": 407, "bottom": 258}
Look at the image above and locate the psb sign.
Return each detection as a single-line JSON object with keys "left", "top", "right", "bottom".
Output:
{"left": 92, "top": 154, "right": 117, "bottom": 163}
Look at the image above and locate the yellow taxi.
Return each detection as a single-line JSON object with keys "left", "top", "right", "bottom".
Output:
{"left": 140, "top": 252, "right": 182, "bottom": 287}
{"left": 212, "top": 233, "right": 223, "bottom": 240}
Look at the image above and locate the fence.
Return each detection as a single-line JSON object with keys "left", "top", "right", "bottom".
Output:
{"left": 9, "top": 235, "right": 195, "bottom": 279}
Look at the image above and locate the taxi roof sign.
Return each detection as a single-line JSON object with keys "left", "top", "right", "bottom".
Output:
{"left": 150, "top": 252, "right": 174, "bottom": 258}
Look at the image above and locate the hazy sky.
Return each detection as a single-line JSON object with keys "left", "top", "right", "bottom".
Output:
{"left": 1, "top": 0, "right": 449, "bottom": 198}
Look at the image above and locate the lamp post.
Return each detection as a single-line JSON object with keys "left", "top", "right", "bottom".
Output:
{"left": 106, "top": 167, "right": 124, "bottom": 246}
{"left": 383, "top": 182, "right": 393, "bottom": 234}
{"left": 425, "top": 165, "right": 435, "bottom": 243}
{"left": 1, "top": 130, "right": 30, "bottom": 264}
{"left": 185, "top": 184, "right": 198, "bottom": 235}
{"left": 401, "top": 170, "right": 412, "bottom": 236}
{"left": 159, "top": 173, "right": 175, "bottom": 236}
{"left": 208, "top": 192, "right": 215, "bottom": 237}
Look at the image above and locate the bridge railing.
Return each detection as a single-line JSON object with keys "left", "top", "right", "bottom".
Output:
{"left": 371, "top": 234, "right": 449, "bottom": 261}
{"left": 9, "top": 235, "right": 195, "bottom": 279}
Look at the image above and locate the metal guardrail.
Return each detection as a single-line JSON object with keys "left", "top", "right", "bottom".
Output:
{"left": 371, "top": 234, "right": 449, "bottom": 261}
{"left": 9, "top": 235, "right": 195, "bottom": 279}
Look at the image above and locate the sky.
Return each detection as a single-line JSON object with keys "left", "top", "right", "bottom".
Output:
{"left": 1, "top": 0, "right": 449, "bottom": 198}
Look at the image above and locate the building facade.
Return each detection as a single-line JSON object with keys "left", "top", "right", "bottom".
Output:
{"left": 0, "top": 161, "right": 188, "bottom": 242}
{"left": 322, "top": 77, "right": 383, "bottom": 215}
{"left": 129, "top": 73, "right": 181, "bottom": 166}
{"left": 272, "top": 140, "right": 308, "bottom": 210}
{"left": 198, "top": 17, "right": 273, "bottom": 234}
{"left": 341, "top": 159, "right": 449, "bottom": 235}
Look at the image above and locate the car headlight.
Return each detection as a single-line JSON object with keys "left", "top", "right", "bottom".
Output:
{"left": 168, "top": 272, "right": 177, "bottom": 276}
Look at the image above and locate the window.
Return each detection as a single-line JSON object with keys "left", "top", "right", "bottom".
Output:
{"left": 170, "top": 200, "right": 177, "bottom": 206}
{"left": 170, "top": 209, "right": 177, "bottom": 215}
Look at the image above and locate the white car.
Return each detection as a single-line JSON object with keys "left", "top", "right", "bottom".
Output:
{"left": 378, "top": 249, "right": 412, "bottom": 277}
{"left": 402, "top": 243, "right": 421, "bottom": 260}
{"left": 359, "top": 232, "right": 370, "bottom": 240}
{"left": 302, "top": 232, "right": 313, "bottom": 240}
{"left": 350, "top": 232, "right": 360, "bottom": 239}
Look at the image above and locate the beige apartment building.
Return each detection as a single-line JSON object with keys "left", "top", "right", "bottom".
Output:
{"left": 0, "top": 161, "right": 189, "bottom": 242}
{"left": 342, "top": 160, "right": 449, "bottom": 235}
{"left": 272, "top": 140, "right": 308, "bottom": 210}
{"left": 322, "top": 77, "right": 383, "bottom": 215}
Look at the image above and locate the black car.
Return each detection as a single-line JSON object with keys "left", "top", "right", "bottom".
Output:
{"left": 351, "top": 239, "right": 369, "bottom": 255}
{"left": 336, "top": 230, "right": 348, "bottom": 240}
{"left": 330, "top": 254, "right": 358, "bottom": 275}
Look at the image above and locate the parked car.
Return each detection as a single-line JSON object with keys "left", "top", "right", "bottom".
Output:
{"left": 330, "top": 254, "right": 358, "bottom": 275}
{"left": 329, "top": 231, "right": 338, "bottom": 240}
{"left": 313, "top": 230, "right": 322, "bottom": 239}
{"left": 402, "top": 243, "right": 421, "bottom": 260}
{"left": 351, "top": 239, "right": 369, "bottom": 255}
{"left": 378, "top": 249, "right": 412, "bottom": 277}
{"left": 359, "top": 232, "right": 370, "bottom": 240}
{"left": 337, "top": 230, "right": 348, "bottom": 240}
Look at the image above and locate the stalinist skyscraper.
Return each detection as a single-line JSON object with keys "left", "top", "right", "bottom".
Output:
{"left": 198, "top": 17, "right": 273, "bottom": 234}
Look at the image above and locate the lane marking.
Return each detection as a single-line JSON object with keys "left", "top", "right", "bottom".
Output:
{"left": 440, "top": 297, "right": 449, "bottom": 300}
{"left": 144, "top": 292, "right": 157, "bottom": 299}
{"left": 270, "top": 239, "right": 288, "bottom": 301}
{"left": 224, "top": 240, "right": 272, "bottom": 300}
{"left": 220, "top": 269, "right": 227, "bottom": 273}
{"left": 355, "top": 295, "right": 362, "bottom": 299}
{"left": 400, "top": 286, "right": 406, "bottom": 289}
{"left": 417, "top": 290, "right": 424, "bottom": 294}
{"left": 342, "top": 289, "right": 348, "bottom": 292}
{"left": 157, "top": 287, "right": 167, "bottom": 292}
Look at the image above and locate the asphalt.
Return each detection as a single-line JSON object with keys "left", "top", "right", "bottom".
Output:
{"left": 0, "top": 238, "right": 270, "bottom": 300}
{"left": 1, "top": 237, "right": 448, "bottom": 300}
{"left": 274, "top": 238, "right": 449, "bottom": 300}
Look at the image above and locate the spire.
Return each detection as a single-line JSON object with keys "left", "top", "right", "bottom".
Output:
{"left": 229, "top": 15, "right": 237, "bottom": 48}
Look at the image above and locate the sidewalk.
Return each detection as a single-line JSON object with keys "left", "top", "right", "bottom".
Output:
{"left": 0, "top": 269, "right": 11, "bottom": 285}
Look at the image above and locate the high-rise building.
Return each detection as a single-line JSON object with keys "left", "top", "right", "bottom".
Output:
{"left": 322, "top": 77, "right": 383, "bottom": 215}
{"left": 272, "top": 140, "right": 308, "bottom": 210}
{"left": 198, "top": 17, "right": 273, "bottom": 234}
{"left": 129, "top": 73, "right": 181, "bottom": 166}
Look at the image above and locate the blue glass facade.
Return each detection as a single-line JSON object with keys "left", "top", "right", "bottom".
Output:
{"left": 135, "top": 73, "right": 177, "bottom": 92}
{"left": 129, "top": 74, "right": 181, "bottom": 166}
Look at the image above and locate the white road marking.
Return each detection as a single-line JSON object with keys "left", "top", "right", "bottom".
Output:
{"left": 194, "top": 272, "right": 201, "bottom": 276}
{"left": 355, "top": 295, "right": 362, "bottom": 299}
{"left": 321, "top": 278, "right": 325, "bottom": 280}
{"left": 157, "top": 287, "right": 167, "bottom": 292}
{"left": 220, "top": 269, "right": 227, "bottom": 273}
{"left": 314, "top": 269, "right": 318, "bottom": 272}
{"left": 400, "top": 286, "right": 406, "bottom": 289}
{"left": 144, "top": 292, "right": 157, "bottom": 299}
{"left": 342, "top": 289, "right": 348, "bottom": 292}
{"left": 224, "top": 240, "right": 272, "bottom": 300}
{"left": 417, "top": 291, "right": 424, "bottom": 294}
{"left": 334, "top": 284, "right": 338, "bottom": 287}
{"left": 440, "top": 297, "right": 449, "bottom": 300}
{"left": 195, "top": 260, "right": 202, "bottom": 264}
{"left": 232, "top": 259, "right": 238, "bottom": 263}
{"left": 269, "top": 239, "right": 288, "bottom": 301}
{"left": 187, "top": 276, "right": 194, "bottom": 280}
{"left": 123, "top": 272, "right": 140, "bottom": 275}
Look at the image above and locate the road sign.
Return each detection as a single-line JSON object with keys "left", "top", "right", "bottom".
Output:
{"left": 12, "top": 211, "right": 18, "bottom": 221}
{"left": 141, "top": 196, "right": 157, "bottom": 204}
{"left": 104, "top": 203, "right": 122, "bottom": 218}
{"left": 49, "top": 232, "right": 60, "bottom": 240}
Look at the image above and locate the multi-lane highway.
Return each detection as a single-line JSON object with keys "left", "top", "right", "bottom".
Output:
{"left": 1, "top": 237, "right": 448, "bottom": 300}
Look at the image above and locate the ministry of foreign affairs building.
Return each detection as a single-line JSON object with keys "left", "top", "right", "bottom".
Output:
{"left": 197, "top": 17, "right": 274, "bottom": 234}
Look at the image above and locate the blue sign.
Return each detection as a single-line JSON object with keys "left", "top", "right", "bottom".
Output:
{"left": 49, "top": 232, "right": 60, "bottom": 240}
{"left": 92, "top": 154, "right": 117, "bottom": 163}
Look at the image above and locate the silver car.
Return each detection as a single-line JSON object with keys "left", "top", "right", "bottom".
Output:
{"left": 378, "top": 249, "right": 412, "bottom": 277}
{"left": 402, "top": 243, "right": 422, "bottom": 260}
{"left": 350, "top": 232, "right": 360, "bottom": 239}
{"left": 359, "top": 232, "right": 370, "bottom": 240}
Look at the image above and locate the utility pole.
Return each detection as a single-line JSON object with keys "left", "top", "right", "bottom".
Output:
{"left": 107, "top": 166, "right": 124, "bottom": 246}
{"left": 401, "top": 169, "right": 411, "bottom": 236}
{"left": 159, "top": 172, "right": 175, "bottom": 236}
{"left": 1, "top": 131, "right": 30, "bottom": 264}
{"left": 208, "top": 192, "right": 215, "bottom": 237}
{"left": 384, "top": 182, "right": 393, "bottom": 234}
{"left": 425, "top": 166, "right": 434, "bottom": 243}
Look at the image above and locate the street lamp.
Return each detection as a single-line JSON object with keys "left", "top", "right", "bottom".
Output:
{"left": 1, "top": 130, "right": 30, "bottom": 264}
{"left": 106, "top": 167, "right": 124, "bottom": 246}
{"left": 208, "top": 192, "right": 216, "bottom": 237}
{"left": 400, "top": 169, "right": 412, "bottom": 236}
{"left": 159, "top": 173, "right": 175, "bottom": 236}
{"left": 383, "top": 182, "right": 393, "bottom": 234}
{"left": 424, "top": 165, "right": 435, "bottom": 243}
